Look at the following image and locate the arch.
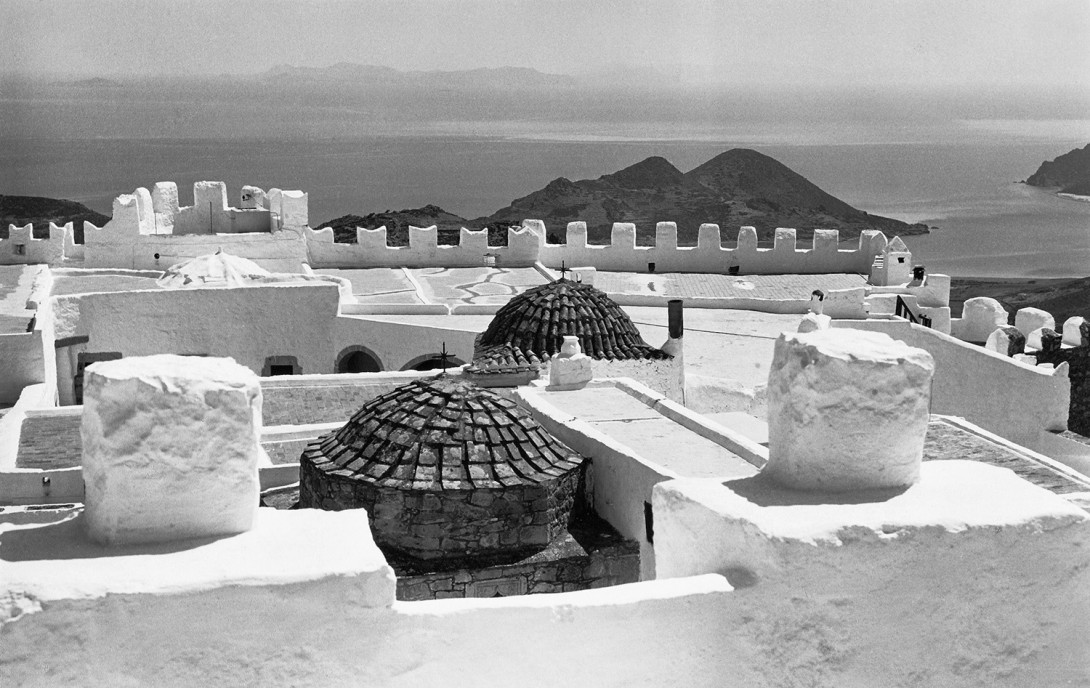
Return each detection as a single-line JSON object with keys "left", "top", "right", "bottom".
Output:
{"left": 262, "top": 355, "right": 301, "bottom": 376}
{"left": 401, "top": 353, "right": 467, "bottom": 372}
{"left": 335, "top": 345, "right": 383, "bottom": 374}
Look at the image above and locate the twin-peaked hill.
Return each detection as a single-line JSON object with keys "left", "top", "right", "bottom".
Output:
{"left": 318, "top": 149, "right": 927, "bottom": 245}
{"left": 475, "top": 150, "right": 926, "bottom": 244}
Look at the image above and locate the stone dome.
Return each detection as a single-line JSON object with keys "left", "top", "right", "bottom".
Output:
{"left": 476, "top": 278, "right": 670, "bottom": 361}
{"left": 299, "top": 376, "right": 585, "bottom": 565}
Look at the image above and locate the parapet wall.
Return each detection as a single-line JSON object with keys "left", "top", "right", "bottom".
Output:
{"left": 832, "top": 318, "right": 1070, "bottom": 447}
{"left": 306, "top": 225, "right": 543, "bottom": 268}
{"left": 82, "top": 225, "right": 308, "bottom": 272}
{"left": 538, "top": 223, "right": 888, "bottom": 275}
{"left": 305, "top": 220, "right": 889, "bottom": 275}
{"left": 0, "top": 223, "right": 68, "bottom": 265}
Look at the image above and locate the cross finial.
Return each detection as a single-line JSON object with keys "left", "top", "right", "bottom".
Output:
{"left": 558, "top": 260, "right": 569, "bottom": 280}
{"left": 438, "top": 342, "right": 452, "bottom": 374}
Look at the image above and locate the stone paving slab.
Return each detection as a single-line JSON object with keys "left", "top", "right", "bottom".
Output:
{"left": 594, "top": 272, "right": 866, "bottom": 301}
{"left": 15, "top": 415, "right": 82, "bottom": 470}
{"left": 537, "top": 386, "right": 757, "bottom": 479}
{"left": 923, "top": 419, "right": 1090, "bottom": 496}
{"left": 314, "top": 268, "right": 422, "bottom": 303}
{"left": 409, "top": 267, "right": 548, "bottom": 306}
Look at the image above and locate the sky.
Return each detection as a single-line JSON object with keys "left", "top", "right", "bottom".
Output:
{"left": 2, "top": 0, "right": 1088, "bottom": 89}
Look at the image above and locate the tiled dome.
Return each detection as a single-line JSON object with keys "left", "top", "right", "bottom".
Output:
{"left": 299, "top": 376, "right": 585, "bottom": 563}
{"left": 302, "top": 376, "right": 580, "bottom": 489}
{"left": 465, "top": 343, "right": 544, "bottom": 376}
{"left": 477, "top": 278, "right": 670, "bottom": 361}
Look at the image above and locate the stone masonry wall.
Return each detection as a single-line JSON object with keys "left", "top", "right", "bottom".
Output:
{"left": 299, "top": 460, "right": 583, "bottom": 563}
{"left": 396, "top": 537, "right": 640, "bottom": 601}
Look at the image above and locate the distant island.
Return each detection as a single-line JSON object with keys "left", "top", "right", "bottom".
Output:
{"left": 1026, "top": 143, "right": 1090, "bottom": 197}
{"left": 318, "top": 149, "right": 929, "bottom": 246}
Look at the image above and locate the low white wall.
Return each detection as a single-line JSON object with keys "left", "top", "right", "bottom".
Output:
{"left": 831, "top": 319, "right": 1070, "bottom": 446}
{"left": 595, "top": 356, "right": 684, "bottom": 403}
{"left": 0, "top": 224, "right": 67, "bottom": 265}
{"left": 652, "top": 467, "right": 1090, "bottom": 687}
{"left": 0, "top": 569, "right": 745, "bottom": 688}
{"left": 49, "top": 283, "right": 340, "bottom": 400}
{"left": 516, "top": 386, "right": 672, "bottom": 579}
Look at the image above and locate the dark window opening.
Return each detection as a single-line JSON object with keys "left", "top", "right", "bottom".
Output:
{"left": 897, "top": 257, "right": 906, "bottom": 263}
{"left": 14, "top": 244, "right": 26, "bottom": 256}
{"left": 644, "top": 501, "right": 654, "bottom": 544}
{"left": 337, "top": 348, "right": 382, "bottom": 374}
{"left": 402, "top": 353, "right": 467, "bottom": 371}
{"left": 262, "top": 355, "right": 301, "bottom": 376}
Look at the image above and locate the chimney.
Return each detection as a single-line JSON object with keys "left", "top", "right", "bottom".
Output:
{"left": 668, "top": 299, "right": 684, "bottom": 339}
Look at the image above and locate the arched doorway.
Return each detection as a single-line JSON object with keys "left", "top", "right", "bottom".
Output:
{"left": 336, "top": 345, "right": 383, "bottom": 374}
{"left": 401, "top": 353, "right": 467, "bottom": 371}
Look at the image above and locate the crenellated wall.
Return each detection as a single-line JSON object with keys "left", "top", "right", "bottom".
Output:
{"left": 305, "top": 224, "right": 543, "bottom": 268}
{"left": 79, "top": 182, "right": 309, "bottom": 272}
{"left": 537, "top": 222, "right": 888, "bottom": 275}
{"left": 305, "top": 219, "right": 890, "bottom": 275}
{"left": 0, "top": 223, "right": 69, "bottom": 265}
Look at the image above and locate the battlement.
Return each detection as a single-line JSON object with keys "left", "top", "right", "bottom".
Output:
{"left": 0, "top": 222, "right": 70, "bottom": 265}
{"left": 536, "top": 222, "right": 887, "bottom": 274}
{"left": 305, "top": 224, "right": 542, "bottom": 268}
{"left": 306, "top": 220, "right": 891, "bottom": 275}
{"left": 83, "top": 182, "right": 306, "bottom": 244}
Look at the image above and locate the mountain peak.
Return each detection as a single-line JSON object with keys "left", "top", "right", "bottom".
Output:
{"left": 601, "top": 156, "right": 684, "bottom": 189}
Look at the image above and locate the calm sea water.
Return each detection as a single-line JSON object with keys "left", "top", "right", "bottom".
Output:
{"left": 1, "top": 133, "right": 1087, "bottom": 278}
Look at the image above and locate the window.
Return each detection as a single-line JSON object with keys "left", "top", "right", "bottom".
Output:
{"left": 262, "top": 355, "right": 301, "bottom": 376}
{"left": 14, "top": 244, "right": 26, "bottom": 256}
{"left": 335, "top": 346, "right": 383, "bottom": 374}
{"left": 644, "top": 501, "right": 654, "bottom": 543}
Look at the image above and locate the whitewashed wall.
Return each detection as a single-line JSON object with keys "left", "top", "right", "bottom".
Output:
{"left": 0, "top": 331, "right": 45, "bottom": 404}
{"left": 305, "top": 225, "right": 542, "bottom": 269}
{"left": 49, "top": 283, "right": 340, "bottom": 402}
{"left": 332, "top": 315, "right": 478, "bottom": 372}
{"left": 0, "top": 224, "right": 67, "bottom": 265}
{"left": 831, "top": 319, "right": 1070, "bottom": 446}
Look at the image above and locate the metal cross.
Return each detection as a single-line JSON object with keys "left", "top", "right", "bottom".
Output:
{"left": 558, "top": 261, "right": 569, "bottom": 281}
{"left": 437, "top": 342, "right": 452, "bottom": 374}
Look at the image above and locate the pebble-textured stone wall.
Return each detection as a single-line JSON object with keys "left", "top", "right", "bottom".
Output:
{"left": 300, "top": 459, "right": 583, "bottom": 563}
{"left": 396, "top": 538, "right": 640, "bottom": 601}
{"left": 1035, "top": 324, "right": 1090, "bottom": 436}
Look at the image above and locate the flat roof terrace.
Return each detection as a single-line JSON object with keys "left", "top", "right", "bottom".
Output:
{"left": 532, "top": 385, "right": 759, "bottom": 480}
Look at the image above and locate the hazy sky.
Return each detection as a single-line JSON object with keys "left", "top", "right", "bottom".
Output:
{"left": 2, "top": 0, "right": 1088, "bottom": 88}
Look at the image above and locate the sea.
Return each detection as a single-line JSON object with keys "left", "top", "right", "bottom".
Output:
{"left": 1, "top": 120, "right": 1087, "bottom": 279}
